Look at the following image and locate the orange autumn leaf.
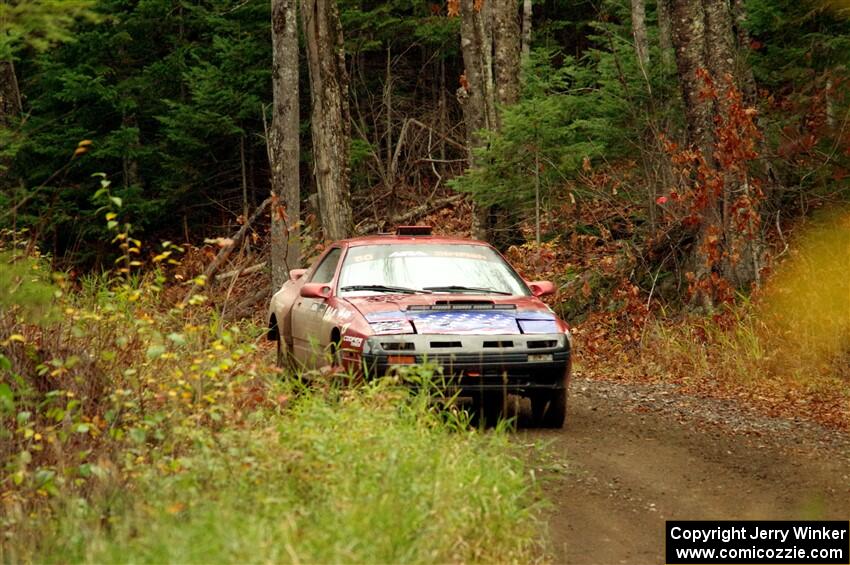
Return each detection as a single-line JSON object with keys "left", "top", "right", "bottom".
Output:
{"left": 166, "top": 502, "right": 185, "bottom": 514}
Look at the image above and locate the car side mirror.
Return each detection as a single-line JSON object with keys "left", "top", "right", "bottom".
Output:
{"left": 290, "top": 268, "right": 307, "bottom": 281}
{"left": 300, "top": 282, "right": 332, "bottom": 299}
{"left": 527, "top": 280, "right": 556, "bottom": 297}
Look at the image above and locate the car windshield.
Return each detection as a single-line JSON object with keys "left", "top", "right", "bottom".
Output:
{"left": 337, "top": 243, "right": 530, "bottom": 296}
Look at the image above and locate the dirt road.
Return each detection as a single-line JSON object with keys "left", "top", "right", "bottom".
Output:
{"left": 520, "top": 378, "right": 850, "bottom": 564}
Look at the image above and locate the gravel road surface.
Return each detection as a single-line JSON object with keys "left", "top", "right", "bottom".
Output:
{"left": 520, "top": 378, "right": 850, "bottom": 564}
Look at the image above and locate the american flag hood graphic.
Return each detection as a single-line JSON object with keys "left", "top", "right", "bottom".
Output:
{"left": 347, "top": 297, "right": 560, "bottom": 335}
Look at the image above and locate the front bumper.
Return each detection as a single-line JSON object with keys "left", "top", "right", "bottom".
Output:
{"left": 361, "top": 333, "right": 571, "bottom": 395}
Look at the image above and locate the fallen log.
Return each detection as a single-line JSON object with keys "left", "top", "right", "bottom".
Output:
{"left": 182, "top": 198, "right": 271, "bottom": 306}
{"left": 223, "top": 287, "right": 270, "bottom": 321}
{"left": 218, "top": 262, "right": 267, "bottom": 280}
{"left": 355, "top": 194, "right": 464, "bottom": 235}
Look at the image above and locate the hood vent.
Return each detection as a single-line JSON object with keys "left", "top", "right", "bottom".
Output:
{"left": 407, "top": 303, "right": 514, "bottom": 311}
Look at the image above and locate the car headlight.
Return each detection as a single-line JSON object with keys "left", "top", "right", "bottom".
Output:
{"left": 369, "top": 320, "right": 415, "bottom": 335}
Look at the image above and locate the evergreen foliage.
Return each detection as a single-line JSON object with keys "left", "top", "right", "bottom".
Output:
{"left": 451, "top": 0, "right": 682, "bottom": 221}
{"left": 1, "top": 0, "right": 848, "bottom": 264}
{"left": 8, "top": 0, "right": 273, "bottom": 265}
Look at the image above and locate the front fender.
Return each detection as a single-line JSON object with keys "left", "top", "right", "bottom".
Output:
{"left": 268, "top": 279, "right": 303, "bottom": 345}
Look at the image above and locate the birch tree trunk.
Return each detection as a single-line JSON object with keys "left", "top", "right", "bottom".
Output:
{"left": 302, "top": 0, "right": 353, "bottom": 241}
{"left": 630, "top": 0, "right": 650, "bottom": 70}
{"left": 270, "top": 0, "right": 302, "bottom": 288}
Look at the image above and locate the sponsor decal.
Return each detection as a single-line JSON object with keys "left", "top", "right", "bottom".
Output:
{"left": 388, "top": 251, "right": 429, "bottom": 257}
{"left": 342, "top": 335, "right": 363, "bottom": 348}
{"left": 322, "top": 305, "right": 354, "bottom": 322}
{"left": 432, "top": 250, "right": 487, "bottom": 260}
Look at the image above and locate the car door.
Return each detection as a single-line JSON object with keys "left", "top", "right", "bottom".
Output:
{"left": 291, "top": 247, "right": 343, "bottom": 366}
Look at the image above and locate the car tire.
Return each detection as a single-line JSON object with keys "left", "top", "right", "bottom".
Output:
{"left": 480, "top": 390, "right": 508, "bottom": 427}
{"left": 276, "top": 338, "right": 290, "bottom": 369}
{"left": 531, "top": 388, "right": 567, "bottom": 428}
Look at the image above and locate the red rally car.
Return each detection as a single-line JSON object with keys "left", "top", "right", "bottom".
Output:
{"left": 267, "top": 226, "right": 572, "bottom": 427}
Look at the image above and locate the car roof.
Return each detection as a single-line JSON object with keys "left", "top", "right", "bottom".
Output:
{"left": 338, "top": 234, "right": 492, "bottom": 247}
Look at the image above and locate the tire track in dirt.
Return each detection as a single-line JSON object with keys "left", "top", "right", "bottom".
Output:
{"left": 520, "top": 378, "right": 850, "bottom": 564}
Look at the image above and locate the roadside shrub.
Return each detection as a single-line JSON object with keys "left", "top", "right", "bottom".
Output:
{"left": 0, "top": 243, "right": 274, "bottom": 537}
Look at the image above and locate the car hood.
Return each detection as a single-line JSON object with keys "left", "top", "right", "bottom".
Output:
{"left": 342, "top": 294, "right": 560, "bottom": 335}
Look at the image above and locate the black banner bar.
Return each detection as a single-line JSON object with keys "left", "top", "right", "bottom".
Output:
{"left": 666, "top": 521, "right": 849, "bottom": 564}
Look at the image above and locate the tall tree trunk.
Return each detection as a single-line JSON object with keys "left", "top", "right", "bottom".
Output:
{"left": 493, "top": 0, "right": 521, "bottom": 106}
{"left": 631, "top": 0, "right": 650, "bottom": 70}
{"left": 704, "top": 0, "right": 760, "bottom": 288}
{"left": 458, "top": 0, "right": 498, "bottom": 146}
{"left": 458, "top": 0, "right": 497, "bottom": 240}
{"left": 0, "top": 60, "right": 22, "bottom": 126}
{"left": 121, "top": 111, "right": 142, "bottom": 189}
{"left": 385, "top": 44, "right": 393, "bottom": 171}
{"left": 656, "top": 0, "right": 675, "bottom": 70}
{"left": 0, "top": 60, "right": 22, "bottom": 188}
{"left": 704, "top": 0, "right": 736, "bottom": 87}
{"left": 270, "top": 0, "right": 302, "bottom": 288}
{"left": 667, "top": 0, "right": 762, "bottom": 299}
{"left": 457, "top": 0, "right": 521, "bottom": 243}
{"left": 668, "top": 0, "right": 714, "bottom": 158}
{"left": 521, "top": 0, "right": 532, "bottom": 62}
{"left": 302, "top": 0, "right": 353, "bottom": 241}
{"left": 729, "top": 0, "right": 757, "bottom": 103}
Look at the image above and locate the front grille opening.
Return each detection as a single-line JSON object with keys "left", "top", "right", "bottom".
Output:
{"left": 527, "top": 339, "right": 558, "bottom": 349}
{"left": 483, "top": 340, "right": 514, "bottom": 348}
{"left": 430, "top": 341, "right": 463, "bottom": 348}
{"left": 382, "top": 342, "right": 415, "bottom": 351}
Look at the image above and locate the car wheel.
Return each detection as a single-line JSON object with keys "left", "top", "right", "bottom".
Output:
{"left": 276, "top": 338, "right": 290, "bottom": 369}
{"left": 328, "top": 340, "right": 345, "bottom": 369}
{"left": 480, "top": 390, "right": 508, "bottom": 427}
{"left": 531, "top": 388, "right": 567, "bottom": 428}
